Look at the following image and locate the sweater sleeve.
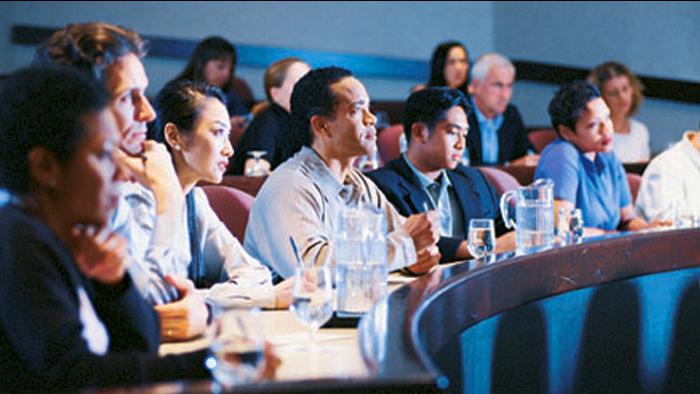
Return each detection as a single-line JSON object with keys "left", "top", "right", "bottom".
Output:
{"left": 0, "top": 217, "right": 209, "bottom": 390}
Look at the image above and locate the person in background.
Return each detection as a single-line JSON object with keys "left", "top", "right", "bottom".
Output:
{"left": 588, "top": 61, "right": 650, "bottom": 163}
{"left": 367, "top": 87, "right": 515, "bottom": 263}
{"left": 121, "top": 79, "right": 290, "bottom": 308}
{"left": 35, "top": 22, "right": 206, "bottom": 342}
{"left": 245, "top": 67, "right": 441, "bottom": 281}
{"left": 0, "top": 65, "right": 210, "bottom": 391}
{"left": 535, "top": 80, "right": 654, "bottom": 232}
{"left": 427, "top": 41, "right": 470, "bottom": 95}
{"left": 467, "top": 52, "right": 535, "bottom": 166}
{"left": 636, "top": 122, "right": 700, "bottom": 222}
{"left": 228, "top": 57, "right": 311, "bottom": 175}
{"left": 167, "top": 36, "right": 254, "bottom": 140}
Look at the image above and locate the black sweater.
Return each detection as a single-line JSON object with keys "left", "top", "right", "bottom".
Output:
{"left": 0, "top": 204, "right": 209, "bottom": 391}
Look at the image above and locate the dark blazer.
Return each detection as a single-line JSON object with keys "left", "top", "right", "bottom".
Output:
{"left": 367, "top": 157, "right": 509, "bottom": 263}
{"left": 467, "top": 103, "right": 532, "bottom": 166}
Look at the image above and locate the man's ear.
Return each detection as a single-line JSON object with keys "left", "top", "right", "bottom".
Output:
{"left": 269, "top": 87, "right": 282, "bottom": 106}
{"left": 27, "top": 147, "right": 61, "bottom": 190}
{"left": 558, "top": 124, "right": 575, "bottom": 142}
{"left": 163, "top": 122, "right": 184, "bottom": 151}
{"left": 411, "top": 122, "right": 430, "bottom": 144}
{"left": 310, "top": 115, "right": 331, "bottom": 138}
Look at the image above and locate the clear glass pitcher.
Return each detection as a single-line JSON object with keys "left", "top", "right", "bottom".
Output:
{"left": 334, "top": 205, "right": 388, "bottom": 317}
{"left": 499, "top": 178, "right": 555, "bottom": 253}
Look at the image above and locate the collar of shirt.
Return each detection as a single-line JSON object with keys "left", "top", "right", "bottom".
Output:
{"left": 471, "top": 96, "right": 503, "bottom": 164}
{"left": 402, "top": 154, "right": 452, "bottom": 196}
{"left": 679, "top": 132, "right": 700, "bottom": 166}
{"left": 299, "top": 146, "right": 365, "bottom": 205}
{"left": 402, "top": 155, "right": 454, "bottom": 236}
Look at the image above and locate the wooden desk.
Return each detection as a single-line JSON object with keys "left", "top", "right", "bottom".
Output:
{"left": 360, "top": 228, "right": 700, "bottom": 392}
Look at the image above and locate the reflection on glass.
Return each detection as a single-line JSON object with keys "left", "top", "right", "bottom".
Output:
{"left": 245, "top": 150, "right": 269, "bottom": 177}
{"left": 290, "top": 265, "right": 333, "bottom": 351}
{"left": 467, "top": 218, "right": 496, "bottom": 263}
{"left": 206, "top": 306, "right": 265, "bottom": 389}
{"left": 558, "top": 207, "right": 584, "bottom": 245}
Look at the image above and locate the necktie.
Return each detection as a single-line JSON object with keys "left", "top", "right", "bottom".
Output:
{"left": 427, "top": 182, "right": 441, "bottom": 209}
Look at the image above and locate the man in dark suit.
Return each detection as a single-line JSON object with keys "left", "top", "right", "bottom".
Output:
{"left": 466, "top": 53, "right": 536, "bottom": 166}
{"left": 367, "top": 87, "right": 514, "bottom": 263}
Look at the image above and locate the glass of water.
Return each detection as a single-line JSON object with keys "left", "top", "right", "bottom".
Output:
{"left": 245, "top": 150, "right": 269, "bottom": 177}
{"left": 205, "top": 306, "right": 266, "bottom": 389}
{"left": 467, "top": 218, "right": 496, "bottom": 262}
{"left": 290, "top": 264, "right": 333, "bottom": 351}
{"left": 557, "top": 207, "right": 584, "bottom": 245}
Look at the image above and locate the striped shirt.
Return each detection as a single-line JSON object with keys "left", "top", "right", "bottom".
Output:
{"left": 244, "top": 146, "right": 417, "bottom": 280}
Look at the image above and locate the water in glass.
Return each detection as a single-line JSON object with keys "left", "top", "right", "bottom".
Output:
{"left": 467, "top": 219, "right": 495, "bottom": 259}
{"left": 206, "top": 306, "right": 265, "bottom": 388}
{"left": 245, "top": 150, "right": 269, "bottom": 177}
{"left": 335, "top": 206, "right": 388, "bottom": 316}
{"left": 290, "top": 265, "right": 333, "bottom": 341}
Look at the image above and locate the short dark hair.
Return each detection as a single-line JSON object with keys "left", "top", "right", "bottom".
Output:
{"left": 428, "top": 41, "right": 470, "bottom": 93}
{"left": 0, "top": 65, "right": 108, "bottom": 194}
{"left": 548, "top": 81, "right": 601, "bottom": 136}
{"left": 402, "top": 87, "right": 471, "bottom": 144}
{"left": 174, "top": 36, "right": 237, "bottom": 93}
{"left": 155, "top": 80, "right": 227, "bottom": 151}
{"left": 34, "top": 22, "right": 145, "bottom": 84}
{"left": 289, "top": 66, "right": 353, "bottom": 150}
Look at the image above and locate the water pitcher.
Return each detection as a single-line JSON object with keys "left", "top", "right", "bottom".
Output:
{"left": 335, "top": 205, "right": 388, "bottom": 317}
{"left": 499, "top": 178, "right": 555, "bottom": 253}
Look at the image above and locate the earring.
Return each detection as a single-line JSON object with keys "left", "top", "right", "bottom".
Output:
{"left": 173, "top": 144, "right": 181, "bottom": 151}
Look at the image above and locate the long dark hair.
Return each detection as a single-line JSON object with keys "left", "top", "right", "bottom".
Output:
{"left": 155, "top": 80, "right": 227, "bottom": 152}
{"left": 428, "top": 41, "right": 469, "bottom": 94}
{"left": 174, "top": 36, "right": 237, "bottom": 92}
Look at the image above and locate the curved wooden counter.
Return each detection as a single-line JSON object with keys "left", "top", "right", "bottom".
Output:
{"left": 359, "top": 228, "right": 700, "bottom": 392}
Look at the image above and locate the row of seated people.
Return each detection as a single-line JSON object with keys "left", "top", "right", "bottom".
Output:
{"left": 1, "top": 22, "right": 698, "bottom": 392}
{"left": 226, "top": 40, "right": 653, "bottom": 178}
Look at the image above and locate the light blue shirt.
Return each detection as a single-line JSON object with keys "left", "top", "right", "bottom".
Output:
{"left": 471, "top": 96, "right": 503, "bottom": 164}
{"left": 110, "top": 182, "right": 275, "bottom": 307}
{"left": 535, "top": 139, "right": 632, "bottom": 230}
{"left": 402, "top": 155, "right": 453, "bottom": 236}
{"left": 0, "top": 188, "right": 8, "bottom": 206}
{"left": 244, "top": 147, "right": 417, "bottom": 280}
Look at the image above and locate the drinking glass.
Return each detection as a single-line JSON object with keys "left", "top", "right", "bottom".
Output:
{"left": 357, "top": 145, "right": 380, "bottom": 171}
{"left": 205, "top": 306, "right": 266, "bottom": 389}
{"left": 290, "top": 265, "right": 333, "bottom": 351}
{"left": 245, "top": 150, "right": 269, "bottom": 177}
{"left": 557, "top": 207, "right": 584, "bottom": 245}
{"left": 467, "top": 218, "right": 496, "bottom": 262}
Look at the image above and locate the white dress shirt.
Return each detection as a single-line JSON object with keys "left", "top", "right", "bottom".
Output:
{"left": 636, "top": 131, "right": 700, "bottom": 221}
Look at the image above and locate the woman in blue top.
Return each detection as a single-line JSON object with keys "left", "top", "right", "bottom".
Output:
{"left": 535, "top": 81, "right": 652, "bottom": 231}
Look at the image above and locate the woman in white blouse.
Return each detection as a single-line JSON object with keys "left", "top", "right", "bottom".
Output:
{"left": 589, "top": 61, "right": 650, "bottom": 163}
{"left": 113, "top": 79, "right": 291, "bottom": 311}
